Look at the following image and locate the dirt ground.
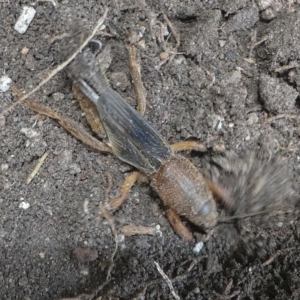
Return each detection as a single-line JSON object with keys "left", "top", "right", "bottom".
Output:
{"left": 1, "top": 1, "right": 300, "bottom": 299}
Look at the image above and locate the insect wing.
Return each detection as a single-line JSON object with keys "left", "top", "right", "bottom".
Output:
{"left": 76, "top": 76, "right": 171, "bottom": 174}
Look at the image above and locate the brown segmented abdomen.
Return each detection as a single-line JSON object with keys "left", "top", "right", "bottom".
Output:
{"left": 152, "top": 155, "right": 218, "bottom": 231}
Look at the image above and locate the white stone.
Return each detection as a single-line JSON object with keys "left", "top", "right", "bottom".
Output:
{"left": 19, "top": 201, "right": 30, "bottom": 210}
{"left": 14, "top": 6, "right": 36, "bottom": 34}
{"left": 0, "top": 75, "right": 12, "bottom": 92}
{"left": 256, "top": 0, "right": 273, "bottom": 10}
{"left": 219, "top": 40, "right": 226, "bottom": 47}
{"left": 20, "top": 127, "right": 39, "bottom": 139}
{"left": 193, "top": 241, "right": 204, "bottom": 254}
{"left": 0, "top": 164, "right": 9, "bottom": 172}
{"left": 117, "top": 234, "right": 125, "bottom": 243}
{"left": 155, "top": 224, "right": 163, "bottom": 238}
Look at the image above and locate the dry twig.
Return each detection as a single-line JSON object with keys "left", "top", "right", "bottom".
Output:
{"left": 213, "top": 278, "right": 240, "bottom": 299}
{"left": 26, "top": 151, "right": 49, "bottom": 184}
{"left": 265, "top": 113, "right": 298, "bottom": 124}
{"left": 89, "top": 174, "right": 119, "bottom": 300}
{"left": 131, "top": 257, "right": 204, "bottom": 299}
{"left": 155, "top": 13, "right": 181, "bottom": 69}
{"left": 0, "top": 8, "right": 108, "bottom": 118}
{"left": 163, "top": 13, "right": 180, "bottom": 48}
{"left": 128, "top": 45, "right": 147, "bottom": 115}
{"left": 120, "top": 225, "right": 156, "bottom": 236}
{"left": 154, "top": 261, "right": 181, "bottom": 300}
{"left": 274, "top": 62, "right": 297, "bottom": 73}
{"left": 262, "top": 247, "right": 295, "bottom": 266}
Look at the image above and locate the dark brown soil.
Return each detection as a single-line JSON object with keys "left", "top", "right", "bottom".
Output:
{"left": 1, "top": 1, "right": 300, "bottom": 299}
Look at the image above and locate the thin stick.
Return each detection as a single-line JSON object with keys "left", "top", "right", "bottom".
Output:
{"left": 128, "top": 45, "right": 147, "bottom": 115}
{"left": 163, "top": 13, "right": 180, "bottom": 48}
{"left": 89, "top": 174, "right": 119, "bottom": 300}
{"left": 154, "top": 261, "right": 181, "bottom": 300}
{"left": 274, "top": 62, "right": 297, "bottom": 73}
{"left": 0, "top": 8, "right": 109, "bottom": 118}
{"left": 262, "top": 247, "right": 295, "bottom": 266}
{"left": 131, "top": 258, "right": 202, "bottom": 299}
{"left": 265, "top": 113, "right": 297, "bottom": 124}
{"left": 120, "top": 225, "right": 156, "bottom": 236}
{"left": 26, "top": 151, "right": 49, "bottom": 184}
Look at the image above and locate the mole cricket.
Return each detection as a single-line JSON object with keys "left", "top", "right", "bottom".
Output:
{"left": 28, "top": 23, "right": 294, "bottom": 244}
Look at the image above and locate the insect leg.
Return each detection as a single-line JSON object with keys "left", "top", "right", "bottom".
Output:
{"left": 165, "top": 208, "right": 194, "bottom": 242}
{"left": 170, "top": 141, "right": 206, "bottom": 152}
{"left": 170, "top": 141, "right": 233, "bottom": 208}
{"left": 106, "top": 171, "right": 141, "bottom": 211}
{"left": 27, "top": 101, "right": 112, "bottom": 153}
{"left": 72, "top": 85, "right": 107, "bottom": 138}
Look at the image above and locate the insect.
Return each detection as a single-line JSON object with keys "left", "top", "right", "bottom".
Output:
{"left": 28, "top": 24, "right": 295, "bottom": 245}
{"left": 27, "top": 25, "right": 220, "bottom": 242}
{"left": 67, "top": 39, "right": 218, "bottom": 235}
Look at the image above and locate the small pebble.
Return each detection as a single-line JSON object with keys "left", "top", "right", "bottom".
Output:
{"left": 219, "top": 40, "right": 226, "bottom": 47}
{"left": 117, "top": 234, "right": 125, "bottom": 243}
{"left": 3, "top": 182, "right": 10, "bottom": 190}
{"left": 14, "top": 6, "right": 36, "bottom": 34}
{"left": 193, "top": 241, "right": 204, "bottom": 254}
{"left": 139, "top": 26, "right": 146, "bottom": 37}
{"left": 21, "top": 47, "right": 29, "bottom": 55}
{"left": 19, "top": 201, "right": 30, "bottom": 210}
{"left": 213, "top": 144, "right": 226, "bottom": 152}
{"left": 20, "top": 128, "right": 39, "bottom": 139}
{"left": 261, "top": 7, "right": 276, "bottom": 20}
{"left": 80, "top": 268, "right": 89, "bottom": 276}
{"left": 73, "top": 247, "right": 98, "bottom": 262}
{"left": 160, "top": 52, "right": 169, "bottom": 61}
{"left": 256, "top": 0, "right": 273, "bottom": 10}
{"left": 277, "top": 222, "right": 283, "bottom": 227}
{"left": 155, "top": 224, "right": 163, "bottom": 238}
{"left": 216, "top": 120, "right": 223, "bottom": 131}
{"left": 128, "top": 32, "right": 141, "bottom": 44}
{"left": 161, "top": 24, "right": 169, "bottom": 36}
{"left": 1, "top": 164, "right": 9, "bottom": 173}
{"left": 173, "top": 55, "right": 185, "bottom": 65}
{"left": 138, "top": 39, "right": 146, "bottom": 49}
{"left": 247, "top": 113, "right": 259, "bottom": 125}
{"left": 0, "top": 75, "right": 12, "bottom": 92}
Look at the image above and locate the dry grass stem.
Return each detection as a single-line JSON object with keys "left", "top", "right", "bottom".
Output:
{"left": 91, "top": 175, "right": 119, "bottom": 300}
{"left": 26, "top": 151, "right": 49, "bottom": 184}
{"left": 128, "top": 45, "right": 147, "bottom": 115}
{"left": 0, "top": 8, "right": 108, "bottom": 118}
{"left": 154, "top": 261, "right": 181, "bottom": 300}
{"left": 120, "top": 225, "right": 156, "bottom": 236}
{"left": 265, "top": 113, "right": 298, "bottom": 124}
